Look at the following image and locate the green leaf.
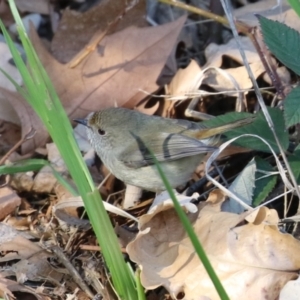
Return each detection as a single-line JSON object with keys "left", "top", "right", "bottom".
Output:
{"left": 288, "top": 150, "right": 300, "bottom": 184}
{"left": 252, "top": 157, "right": 277, "bottom": 206}
{"left": 202, "top": 108, "right": 288, "bottom": 153}
{"left": 284, "top": 86, "right": 300, "bottom": 127}
{"left": 258, "top": 15, "right": 300, "bottom": 75}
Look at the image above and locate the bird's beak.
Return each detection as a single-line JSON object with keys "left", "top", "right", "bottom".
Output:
{"left": 74, "top": 118, "right": 88, "bottom": 127}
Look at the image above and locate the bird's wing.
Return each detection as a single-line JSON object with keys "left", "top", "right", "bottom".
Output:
{"left": 119, "top": 132, "right": 217, "bottom": 168}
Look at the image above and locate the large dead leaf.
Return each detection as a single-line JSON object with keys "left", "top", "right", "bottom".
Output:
{"left": 5, "top": 16, "right": 185, "bottom": 154}
{"left": 127, "top": 193, "right": 300, "bottom": 300}
{"left": 32, "top": 15, "right": 186, "bottom": 115}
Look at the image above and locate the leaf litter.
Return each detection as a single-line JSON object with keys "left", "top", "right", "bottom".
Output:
{"left": 0, "top": 0, "right": 300, "bottom": 299}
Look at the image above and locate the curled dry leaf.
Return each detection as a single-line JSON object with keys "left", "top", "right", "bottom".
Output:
{"left": 127, "top": 191, "right": 300, "bottom": 300}
{"left": 167, "top": 59, "right": 204, "bottom": 101}
{"left": 203, "top": 36, "right": 290, "bottom": 95}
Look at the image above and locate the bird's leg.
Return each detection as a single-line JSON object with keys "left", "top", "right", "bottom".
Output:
{"left": 122, "top": 184, "right": 142, "bottom": 209}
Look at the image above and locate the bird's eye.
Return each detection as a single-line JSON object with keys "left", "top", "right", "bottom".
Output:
{"left": 97, "top": 128, "right": 106, "bottom": 135}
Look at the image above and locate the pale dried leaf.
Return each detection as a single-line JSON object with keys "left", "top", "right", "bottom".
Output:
{"left": 203, "top": 37, "right": 269, "bottom": 93}
{"left": 150, "top": 190, "right": 199, "bottom": 214}
{"left": 167, "top": 59, "right": 204, "bottom": 100}
{"left": 127, "top": 198, "right": 300, "bottom": 300}
{"left": 280, "top": 276, "right": 300, "bottom": 300}
{"left": 203, "top": 36, "right": 290, "bottom": 100}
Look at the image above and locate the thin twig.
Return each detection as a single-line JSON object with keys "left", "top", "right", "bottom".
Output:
{"left": 50, "top": 245, "right": 95, "bottom": 299}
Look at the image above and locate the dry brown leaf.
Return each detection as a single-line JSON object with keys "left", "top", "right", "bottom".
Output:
{"left": 51, "top": 0, "right": 147, "bottom": 63}
{"left": 32, "top": 15, "right": 186, "bottom": 115}
{"left": 0, "top": 187, "right": 21, "bottom": 220}
{"left": 127, "top": 196, "right": 300, "bottom": 300}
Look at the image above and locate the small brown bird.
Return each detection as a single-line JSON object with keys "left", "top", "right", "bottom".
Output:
{"left": 76, "top": 107, "right": 253, "bottom": 192}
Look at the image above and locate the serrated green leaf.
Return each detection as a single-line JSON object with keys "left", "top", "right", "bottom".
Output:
{"left": 284, "top": 86, "right": 300, "bottom": 127}
{"left": 202, "top": 108, "right": 288, "bottom": 153}
{"left": 258, "top": 15, "right": 300, "bottom": 75}
{"left": 252, "top": 157, "right": 277, "bottom": 206}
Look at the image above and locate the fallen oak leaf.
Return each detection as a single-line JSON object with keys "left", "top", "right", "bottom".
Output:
{"left": 127, "top": 192, "right": 300, "bottom": 300}
{"left": 30, "top": 15, "right": 186, "bottom": 118}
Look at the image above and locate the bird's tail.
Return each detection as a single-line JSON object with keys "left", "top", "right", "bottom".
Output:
{"left": 194, "top": 115, "right": 255, "bottom": 140}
